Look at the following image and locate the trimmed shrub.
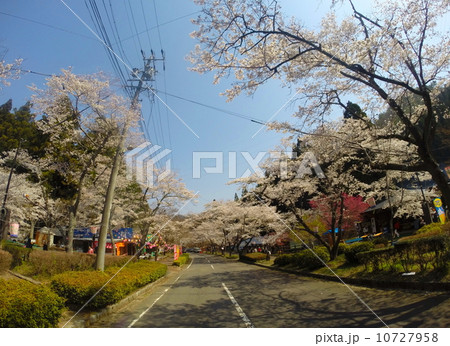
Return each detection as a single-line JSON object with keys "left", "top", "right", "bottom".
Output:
{"left": 395, "top": 234, "right": 449, "bottom": 271}
{"left": 295, "top": 247, "right": 330, "bottom": 269}
{"left": 27, "top": 251, "right": 94, "bottom": 276}
{"left": 17, "top": 251, "right": 136, "bottom": 277}
{"left": 0, "top": 249, "right": 12, "bottom": 272}
{"left": 337, "top": 243, "right": 347, "bottom": 255}
{"left": 274, "top": 253, "right": 297, "bottom": 266}
{"left": 105, "top": 255, "right": 135, "bottom": 268}
{"left": 51, "top": 261, "right": 167, "bottom": 310}
{"left": 0, "top": 279, "right": 65, "bottom": 327}
{"left": 372, "top": 236, "right": 389, "bottom": 247}
{"left": 357, "top": 247, "right": 396, "bottom": 272}
{"left": 239, "top": 252, "right": 267, "bottom": 262}
{"left": 173, "top": 253, "right": 190, "bottom": 267}
{"left": 343, "top": 241, "right": 374, "bottom": 264}
{"left": 415, "top": 222, "right": 444, "bottom": 236}
{"left": 274, "top": 248, "right": 330, "bottom": 269}
{"left": 2, "top": 242, "right": 32, "bottom": 268}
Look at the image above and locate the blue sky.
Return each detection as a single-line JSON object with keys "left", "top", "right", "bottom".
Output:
{"left": 0, "top": 0, "right": 369, "bottom": 213}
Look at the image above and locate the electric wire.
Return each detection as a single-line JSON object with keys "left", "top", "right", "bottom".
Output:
{"left": 0, "top": 10, "right": 95, "bottom": 41}
{"left": 140, "top": 0, "right": 153, "bottom": 51}
{"left": 118, "top": 11, "right": 200, "bottom": 44}
{"left": 108, "top": 0, "right": 132, "bottom": 67}
{"left": 152, "top": 1, "right": 173, "bottom": 155}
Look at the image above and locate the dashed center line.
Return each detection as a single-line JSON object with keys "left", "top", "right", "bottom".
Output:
{"left": 210, "top": 264, "right": 215, "bottom": 270}
{"left": 222, "top": 282, "right": 254, "bottom": 328}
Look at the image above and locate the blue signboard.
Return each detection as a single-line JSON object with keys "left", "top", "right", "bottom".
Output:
{"left": 74, "top": 227, "right": 133, "bottom": 239}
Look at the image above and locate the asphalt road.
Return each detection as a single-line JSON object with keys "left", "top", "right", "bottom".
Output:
{"left": 91, "top": 254, "right": 450, "bottom": 328}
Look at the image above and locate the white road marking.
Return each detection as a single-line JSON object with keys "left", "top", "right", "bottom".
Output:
{"left": 210, "top": 264, "right": 215, "bottom": 270}
{"left": 128, "top": 258, "right": 195, "bottom": 328}
{"left": 128, "top": 287, "right": 169, "bottom": 328}
{"left": 222, "top": 282, "right": 254, "bottom": 328}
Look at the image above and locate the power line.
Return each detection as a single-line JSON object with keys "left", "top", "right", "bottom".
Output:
{"left": 140, "top": 0, "right": 153, "bottom": 51}
{"left": 0, "top": 10, "right": 95, "bottom": 41}
{"left": 154, "top": 89, "right": 268, "bottom": 125}
{"left": 118, "top": 11, "right": 201, "bottom": 45}
{"left": 152, "top": 0, "right": 164, "bottom": 50}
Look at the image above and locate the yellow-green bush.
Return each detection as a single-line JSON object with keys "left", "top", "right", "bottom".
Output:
{"left": 394, "top": 234, "right": 449, "bottom": 271}
{"left": 274, "top": 247, "right": 330, "bottom": 269}
{"left": 295, "top": 247, "right": 330, "bottom": 269}
{"left": 1, "top": 242, "right": 32, "bottom": 268}
{"left": 0, "top": 249, "right": 12, "bottom": 272}
{"left": 0, "top": 279, "right": 65, "bottom": 327}
{"left": 415, "top": 222, "right": 444, "bottom": 236}
{"left": 173, "top": 253, "right": 190, "bottom": 266}
{"left": 16, "top": 251, "right": 135, "bottom": 277}
{"left": 239, "top": 252, "right": 267, "bottom": 262}
{"left": 51, "top": 261, "right": 167, "bottom": 310}
{"left": 343, "top": 241, "right": 374, "bottom": 264}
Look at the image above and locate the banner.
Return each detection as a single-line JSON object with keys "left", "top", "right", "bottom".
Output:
{"left": 433, "top": 198, "right": 446, "bottom": 224}
{"left": 9, "top": 223, "right": 19, "bottom": 238}
{"left": 174, "top": 244, "right": 181, "bottom": 261}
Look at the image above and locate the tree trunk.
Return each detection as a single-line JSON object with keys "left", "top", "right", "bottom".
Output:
{"left": 330, "top": 195, "right": 345, "bottom": 260}
{"left": 423, "top": 158, "right": 450, "bottom": 211}
{"left": 29, "top": 219, "right": 35, "bottom": 240}
{"left": 67, "top": 208, "right": 76, "bottom": 253}
{"left": 0, "top": 208, "right": 10, "bottom": 241}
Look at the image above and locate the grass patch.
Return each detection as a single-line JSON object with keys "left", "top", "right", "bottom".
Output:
{"left": 312, "top": 254, "right": 365, "bottom": 278}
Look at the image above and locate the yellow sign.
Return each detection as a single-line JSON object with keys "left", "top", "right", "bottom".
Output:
{"left": 433, "top": 198, "right": 442, "bottom": 208}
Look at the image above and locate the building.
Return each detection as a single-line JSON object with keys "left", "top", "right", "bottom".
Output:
{"left": 73, "top": 227, "right": 138, "bottom": 255}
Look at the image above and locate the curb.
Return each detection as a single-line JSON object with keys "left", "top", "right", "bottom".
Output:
{"left": 241, "top": 260, "right": 450, "bottom": 292}
{"left": 7, "top": 270, "right": 42, "bottom": 285}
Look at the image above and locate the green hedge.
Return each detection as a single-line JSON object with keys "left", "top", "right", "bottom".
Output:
{"left": 1, "top": 242, "right": 32, "bottom": 268}
{"left": 274, "top": 247, "right": 330, "bottom": 269}
{"left": 342, "top": 242, "right": 374, "bottom": 264}
{"left": 357, "top": 233, "right": 449, "bottom": 273}
{"left": 173, "top": 253, "right": 190, "bottom": 266}
{"left": 357, "top": 247, "right": 396, "bottom": 271}
{"left": 274, "top": 253, "right": 295, "bottom": 266}
{"left": 394, "top": 234, "right": 449, "bottom": 272}
{"left": 51, "top": 261, "right": 167, "bottom": 310}
{"left": 295, "top": 247, "right": 330, "bottom": 269}
{"left": 0, "top": 249, "right": 12, "bottom": 272}
{"left": 415, "top": 222, "right": 444, "bottom": 236}
{"left": 19, "top": 251, "right": 135, "bottom": 277}
{"left": 239, "top": 252, "right": 267, "bottom": 262}
{"left": 0, "top": 279, "right": 65, "bottom": 327}
{"left": 26, "top": 251, "right": 94, "bottom": 276}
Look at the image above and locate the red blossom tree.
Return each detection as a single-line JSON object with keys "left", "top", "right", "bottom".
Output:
{"left": 310, "top": 194, "right": 369, "bottom": 239}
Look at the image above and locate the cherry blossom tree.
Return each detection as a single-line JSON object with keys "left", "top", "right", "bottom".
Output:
{"left": 190, "top": 0, "right": 450, "bottom": 209}
{"left": 194, "top": 200, "right": 282, "bottom": 256}
{"left": 0, "top": 58, "right": 22, "bottom": 90}
{"left": 113, "top": 168, "right": 196, "bottom": 251}
{"left": 31, "top": 69, "right": 139, "bottom": 259}
{"left": 0, "top": 152, "right": 66, "bottom": 241}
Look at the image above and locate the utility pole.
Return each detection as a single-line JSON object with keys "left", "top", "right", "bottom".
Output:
{"left": 95, "top": 51, "right": 164, "bottom": 271}
{"left": 0, "top": 144, "right": 20, "bottom": 242}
